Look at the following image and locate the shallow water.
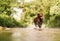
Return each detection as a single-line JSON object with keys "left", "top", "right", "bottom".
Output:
{"left": 0, "top": 28, "right": 60, "bottom": 41}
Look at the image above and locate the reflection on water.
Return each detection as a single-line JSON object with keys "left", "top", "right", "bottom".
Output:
{"left": 0, "top": 31, "right": 12, "bottom": 41}
{"left": 0, "top": 28, "right": 60, "bottom": 41}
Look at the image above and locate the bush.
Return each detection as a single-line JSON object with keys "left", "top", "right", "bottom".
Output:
{"left": 18, "top": 20, "right": 28, "bottom": 27}
{"left": 0, "top": 14, "right": 15, "bottom": 27}
{"left": 0, "top": 14, "right": 28, "bottom": 28}
{"left": 48, "top": 14, "right": 60, "bottom": 28}
{"left": 44, "top": 13, "right": 51, "bottom": 24}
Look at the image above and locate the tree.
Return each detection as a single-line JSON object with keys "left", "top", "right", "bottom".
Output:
{"left": 0, "top": 0, "right": 18, "bottom": 15}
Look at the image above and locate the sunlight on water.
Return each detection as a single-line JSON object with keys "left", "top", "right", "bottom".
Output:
{"left": 12, "top": 28, "right": 21, "bottom": 41}
{"left": 12, "top": 29, "right": 21, "bottom": 37}
{"left": 11, "top": 28, "right": 28, "bottom": 41}
{"left": 11, "top": 28, "right": 60, "bottom": 41}
{"left": 0, "top": 27, "right": 60, "bottom": 41}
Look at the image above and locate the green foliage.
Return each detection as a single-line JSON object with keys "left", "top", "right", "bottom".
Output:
{"left": 44, "top": 13, "right": 51, "bottom": 24}
{"left": 0, "top": 14, "right": 15, "bottom": 27}
{"left": 47, "top": 14, "right": 60, "bottom": 28}
{"left": 0, "top": 0, "right": 25, "bottom": 27}
{"left": 0, "top": 0, "right": 60, "bottom": 28}
{"left": 0, "top": 0, "right": 18, "bottom": 15}
{"left": 0, "top": 14, "right": 27, "bottom": 27}
{"left": 18, "top": 20, "right": 28, "bottom": 27}
{"left": 20, "top": 0, "right": 60, "bottom": 28}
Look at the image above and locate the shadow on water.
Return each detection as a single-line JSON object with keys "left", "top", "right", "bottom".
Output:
{"left": 0, "top": 31, "right": 12, "bottom": 41}
{"left": 0, "top": 28, "right": 60, "bottom": 41}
